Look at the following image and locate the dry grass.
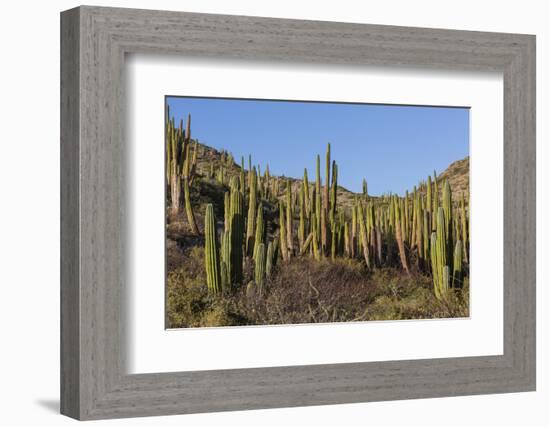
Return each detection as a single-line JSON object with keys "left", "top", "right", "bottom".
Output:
{"left": 166, "top": 245, "right": 469, "bottom": 328}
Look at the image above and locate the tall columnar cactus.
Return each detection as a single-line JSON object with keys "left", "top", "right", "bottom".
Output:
{"left": 431, "top": 207, "right": 450, "bottom": 300}
{"left": 311, "top": 211, "right": 321, "bottom": 261}
{"left": 167, "top": 117, "right": 183, "bottom": 215}
{"left": 298, "top": 187, "right": 306, "bottom": 251}
{"left": 357, "top": 202, "right": 371, "bottom": 269}
{"left": 240, "top": 156, "right": 246, "bottom": 197}
{"left": 255, "top": 243, "right": 266, "bottom": 292}
{"left": 362, "top": 178, "right": 368, "bottom": 197}
{"left": 415, "top": 195, "right": 424, "bottom": 265}
{"left": 303, "top": 168, "right": 310, "bottom": 218}
{"left": 460, "top": 192, "right": 469, "bottom": 263}
{"left": 182, "top": 115, "right": 199, "bottom": 234}
{"left": 403, "top": 191, "right": 410, "bottom": 244}
{"left": 426, "top": 175, "right": 432, "bottom": 214}
{"left": 324, "top": 143, "right": 331, "bottom": 216}
{"left": 453, "top": 240, "right": 463, "bottom": 288}
{"left": 204, "top": 204, "right": 221, "bottom": 294}
{"left": 166, "top": 113, "right": 199, "bottom": 234}
{"left": 245, "top": 167, "right": 257, "bottom": 256}
{"left": 330, "top": 222, "right": 337, "bottom": 260}
{"left": 351, "top": 205, "right": 357, "bottom": 258}
{"left": 320, "top": 204, "right": 327, "bottom": 256}
{"left": 441, "top": 179, "right": 454, "bottom": 258}
{"left": 220, "top": 229, "right": 231, "bottom": 289}
{"left": 229, "top": 178, "right": 244, "bottom": 284}
{"left": 344, "top": 221, "right": 351, "bottom": 257}
{"left": 253, "top": 202, "right": 264, "bottom": 260}
{"left": 279, "top": 201, "right": 289, "bottom": 261}
{"left": 330, "top": 161, "right": 338, "bottom": 224}
{"left": 432, "top": 174, "right": 439, "bottom": 225}
{"left": 393, "top": 197, "right": 410, "bottom": 275}
{"left": 286, "top": 179, "right": 294, "bottom": 256}
{"left": 266, "top": 241, "right": 274, "bottom": 278}
{"left": 423, "top": 210, "right": 430, "bottom": 264}
{"left": 315, "top": 154, "right": 322, "bottom": 242}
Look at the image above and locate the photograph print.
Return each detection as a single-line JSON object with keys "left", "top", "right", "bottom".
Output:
{"left": 165, "top": 96, "right": 470, "bottom": 329}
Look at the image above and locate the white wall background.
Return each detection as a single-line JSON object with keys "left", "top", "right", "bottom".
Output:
{"left": 0, "top": 0, "right": 546, "bottom": 425}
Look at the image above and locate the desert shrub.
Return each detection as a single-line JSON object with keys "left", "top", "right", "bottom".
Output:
{"left": 167, "top": 248, "right": 469, "bottom": 328}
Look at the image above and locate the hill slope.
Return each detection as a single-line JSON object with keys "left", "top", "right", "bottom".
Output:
{"left": 193, "top": 140, "right": 469, "bottom": 201}
{"left": 437, "top": 156, "right": 469, "bottom": 200}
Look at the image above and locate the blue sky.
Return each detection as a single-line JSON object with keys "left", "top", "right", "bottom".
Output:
{"left": 166, "top": 96, "right": 469, "bottom": 195}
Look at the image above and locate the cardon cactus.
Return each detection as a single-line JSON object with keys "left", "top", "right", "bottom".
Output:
{"left": 229, "top": 178, "right": 244, "bottom": 284}
{"left": 324, "top": 143, "right": 331, "bottom": 215}
{"left": 253, "top": 202, "right": 265, "bottom": 260}
{"left": 255, "top": 243, "right": 266, "bottom": 291}
{"left": 453, "top": 240, "right": 463, "bottom": 288}
{"left": 204, "top": 204, "right": 221, "bottom": 294}
{"left": 431, "top": 207, "right": 450, "bottom": 300}
{"left": 278, "top": 201, "right": 289, "bottom": 261}
{"left": 246, "top": 167, "right": 257, "bottom": 256}
{"left": 220, "top": 229, "right": 231, "bottom": 289}
{"left": 182, "top": 115, "right": 199, "bottom": 234}
{"left": 460, "top": 192, "right": 469, "bottom": 263}
{"left": 266, "top": 241, "right": 274, "bottom": 278}
{"left": 286, "top": 179, "right": 294, "bottom": 255}
{"left": 393, "top": 197, "right": 409, "bottom": 275}
{"left": 357, "top": 202, "right": 371, "bottom": 269}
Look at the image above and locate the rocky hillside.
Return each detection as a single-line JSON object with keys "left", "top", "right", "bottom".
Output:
{"left": 191, "top": 140, "right": 468, "bottom": 206}
{"left": 437, "top": 156, "right": 469, "bottom": 200}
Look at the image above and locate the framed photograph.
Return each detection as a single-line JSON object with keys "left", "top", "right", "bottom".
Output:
{"left": 61, "top": 6, "right": 536, "bottom": 420}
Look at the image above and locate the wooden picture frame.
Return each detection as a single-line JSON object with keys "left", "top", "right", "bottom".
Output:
{"left": 60, "top": 5, "right": 536, "bottom": 420}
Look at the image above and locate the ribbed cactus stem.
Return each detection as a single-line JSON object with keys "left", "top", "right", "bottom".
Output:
{"left": 393, "top": 197, "right": 409, "bottom": 275}
{"left": 431, "top": 207, "right": 450, "bottom": 300}
{"left": 315, "top": 154, "right": 321, "bottom": 239}
{"left": 301, "top": 232, "right": 313, "bottom": 255}
{"left": 254, "top": 243, "right": 266, "bottom": 292}
{"left": 311, "top": 211, "right": 320, "bottom": 261}
{"left": 331, "top": 222, "right": 337, "bottom": 261}
{"left": 266, "top": 241, "right": 274, "bottom": 278}
{"left": 351, "top": 206, "right": 357, "bottom": 258}
{"left": 286, "top": 180, "right": 294, "bottom": 256}
{"left": 423, "top": 210, "right": 430, "bottom": 263}
{"left": 453, "top": 240, "right": 463, "bottom": 288}
{"left": 229, "top": 179, "right": 244, "bottom": 284}
{"left": 298, "top": 188, "right": 306, "bottom": 251}
{"left": 220, "top": 229, "right": 231, "bottom": 289}
{"left": 240, "top": 156, "right": 246, "bottom": 196}
{"left": 245, "top": 167, "right": 257, "bottom": 256}
{"left": 344, "top": 221, "right": 350, "bottom": 257}
{"left": 303, "top": 168, "right": 310, "bottom": 218}
{"left": 460, "top": 192, "right": 469, "bottom": 263}
{"left": 183, "top": 178, "right": 199, "bottom": 234}
{"left": 357, "top": 203, "right": 371, "bottom": 269}
{"left": 279, "top": 202, "right": 289, "bottom": 261}
{"left": 320, "top": 204, "right": 327, "bottom": 256}
{"left": 330, "top": 161, "right": 338, "bottom": 224}
{"left": 253, "top": 202, "right": 264, "bottom": 260}
{"left": 224, "top": 191, "right": 230, "bottom": 231}
{"left": 324, "top": 143, "right": 331, "bottom": 216}
{"left": 204, "top": 204, "right": 221, "bottom": 294}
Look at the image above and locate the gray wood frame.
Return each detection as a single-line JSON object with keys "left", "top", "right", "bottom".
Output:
{"left": 61, "top": 5, "right": 536, "bottom": 420}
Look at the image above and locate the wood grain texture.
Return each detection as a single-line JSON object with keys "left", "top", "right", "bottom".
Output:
{"left": 60, "top": 6, "right": 536, "bottom": 420}
{"left": 60, "top": 7, "right": 80, "bottom": 419}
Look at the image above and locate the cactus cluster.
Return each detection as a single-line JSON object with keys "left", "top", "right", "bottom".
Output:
{"left": 203, "top": 142, "right": 468, "bottom": 300}
{"left": 166, "top": 110, "right": 199, "bottom": 234}
{"left": 166, "top": 110, "right": 469, "bottom": 302}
